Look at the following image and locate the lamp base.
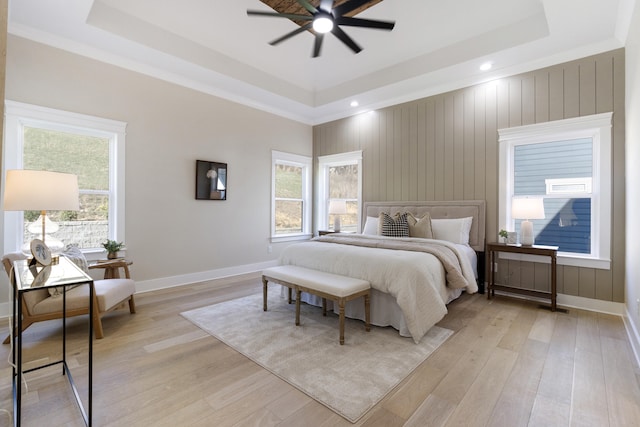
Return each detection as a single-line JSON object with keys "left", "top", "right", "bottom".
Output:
{"left": 520, "top": 220, "right": 534, "bottom": 246}
{"left": 333, "top": 216, "right": 341, "bottom": 233}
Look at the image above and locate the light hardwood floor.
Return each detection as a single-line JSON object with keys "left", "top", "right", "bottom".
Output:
{"left": 0, "top": 274, "right": 639, "bottom": 426}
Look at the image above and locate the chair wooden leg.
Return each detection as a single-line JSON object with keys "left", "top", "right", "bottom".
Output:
{"left": 91, "top": 285, "right": 104, "bottom": 339}
{"left": 3, "top": 320, "right": 35, "bottom": 345}
{"left": 128, "top": 295, "right": 136, "bottom": 313}
{"left": 93, "top": 312, "right": 104, "bottom": 339}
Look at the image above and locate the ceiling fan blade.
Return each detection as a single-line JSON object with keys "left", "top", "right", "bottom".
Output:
{"left": 269, "top": 23, "right": 312, "bottom": 45}
{"left": 296, "top": 0, "right": 318, "bottom": 14}
{"left": 333, "top": 0, "right": 371, "bottom": 17}
{"left": 313, "top": 33, "right": 325, "bottom": 57}
{"left": 247, "top": 10, "right": 313, "bottom": 21}
{"left": 335, "top": 16, "right": 395, "bottom": 30}
{"left": 318, "top": 0, "right": 334, "bottom": 13}
{"left": 331, "top": 25, "right": 362, "bottom": 54}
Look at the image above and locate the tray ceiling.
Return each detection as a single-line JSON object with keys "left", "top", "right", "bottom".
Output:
{"left": 7, "top": 0, "right": 634, "bottom": 124}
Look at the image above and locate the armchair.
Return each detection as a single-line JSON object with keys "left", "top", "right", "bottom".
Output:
{"left": 2, "top": 253, "right": 136, "bottom": 343}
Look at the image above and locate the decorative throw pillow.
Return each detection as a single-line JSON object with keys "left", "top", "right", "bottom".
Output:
{"left": 48, "top": 244, "right": 88, "bottom": 297}
{"left": 63, "top": 244, "right": 89, "bottom": 273}
{"left": 407, "top": 212, "right": 434, "bottom": 239}
{"left": 379, "top": 212, "right": 410, "bottom": 237}
{"left": 431, "top": 217, "right": 473, "bottom": 245}
{"left": 362, "top": 216, "right": 380, "bottom": 235}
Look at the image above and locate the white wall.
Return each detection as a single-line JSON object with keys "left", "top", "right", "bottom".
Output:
{"left": 625, "top": 1, "right": 640, "bottom": 357}
{"left": 0, "top": 35, "right": 312, "bottom": 303}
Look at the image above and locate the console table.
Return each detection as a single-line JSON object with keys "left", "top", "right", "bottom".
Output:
{"left": 486, "top": 242, "right": 559, "bottom": 311}
{"left": 11, "top": 256, "right": 94, "bottom": 426}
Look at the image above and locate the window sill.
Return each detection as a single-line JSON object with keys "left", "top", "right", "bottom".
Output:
{"left": 270, "top": 234, "right": 312, "bottom": 243}
{"left": 498, "top": 251, "right": 610, "bottom": 270}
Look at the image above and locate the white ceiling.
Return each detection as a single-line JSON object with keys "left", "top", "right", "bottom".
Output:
{"left": 8, "top": 0, "right": 636, "bottom": 125}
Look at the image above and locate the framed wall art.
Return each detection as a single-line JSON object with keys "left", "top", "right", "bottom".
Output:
{"left": 195, "top": 160, "right": 227, "bottom": 200}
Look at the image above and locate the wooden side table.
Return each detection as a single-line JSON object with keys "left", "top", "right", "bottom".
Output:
{"left": 486, "top": 242, "right": 559, "bottom": 311}
{"left": 90, "top": 259, "right": 133, "bottom": 279}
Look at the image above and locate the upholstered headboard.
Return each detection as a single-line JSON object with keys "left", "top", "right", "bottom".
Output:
{"left": 364, "top": 200, "right": 487, "bottom": 252}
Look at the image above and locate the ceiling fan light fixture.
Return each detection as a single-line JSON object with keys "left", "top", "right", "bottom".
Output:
{"left": 313, "top": 15, "right": 334, "bottom": 33}
{"left": 248, "top": 2, "right": 395, "bottom": 57}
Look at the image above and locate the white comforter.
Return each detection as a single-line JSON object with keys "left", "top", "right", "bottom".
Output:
{"left": 279, "top": 235, "right": 478, "bottom": 343}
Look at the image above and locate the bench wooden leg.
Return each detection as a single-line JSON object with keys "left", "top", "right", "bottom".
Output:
{"left": 364, "top": 293, "right": 371, "bottom": 332}
{"left": 288, "top": 287, "right": 292, "bottom": 304}
{"left": 322, "top": 298, "right": 327, "bottom": 316}
{"left": 128, "top": 295, "right": 136, "bottom": 314}
{"left": 262, "top": 276, "right": 268, "bottom": 311}
{"left": 338, "top": 298, "right": 346, "bottom": 345}
{"left": 295, "top": 288, "right": 301, "bottom": 326}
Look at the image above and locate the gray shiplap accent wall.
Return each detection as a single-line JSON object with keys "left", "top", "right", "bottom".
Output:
{"left": 313, "top": 49, "right": 625, "bottom": 302}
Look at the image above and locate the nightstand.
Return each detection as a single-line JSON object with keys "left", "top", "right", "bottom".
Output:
{"left": 318, "top": 230, "right": 337, "bottom": 236}
{"left": 486, "top": 242, "right": 559, "bottom": 311}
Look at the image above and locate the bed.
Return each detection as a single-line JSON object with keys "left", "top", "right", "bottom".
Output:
{"left": 278, "top": 200, "right": 486, "bottom": 343}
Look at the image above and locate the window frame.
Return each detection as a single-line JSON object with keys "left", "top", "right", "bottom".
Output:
{"left": 271, "top": 150, "right": 312, "bottom": 242}
{"left": 316, "top": 150, "right": 363, "bottom": 233}
{"left": 498, "top": 112, "right": 612, "bottom": 269}
{"left": 2, "top": 101, "right": 126, "bottom": 259}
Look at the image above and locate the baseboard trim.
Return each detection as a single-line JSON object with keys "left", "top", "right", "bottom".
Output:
{"left": 623, "top": 308, "right": 640, "bottom": 369}
{"left": 133, "top": 260, "right": 278, "bottom": 294}
{"left": 556, "top": 293, "right": 626, "bottom": 316}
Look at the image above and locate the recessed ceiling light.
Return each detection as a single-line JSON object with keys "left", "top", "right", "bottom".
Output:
{"left": 480, "top": 62, "right": 492, "bottom": 71}
{"left": 350, "top": 100, "right": 359, "bottom": 107}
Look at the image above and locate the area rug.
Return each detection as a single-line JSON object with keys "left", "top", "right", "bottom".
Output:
{"left": 181, "top": 292, "right": 453, "bottom": 423}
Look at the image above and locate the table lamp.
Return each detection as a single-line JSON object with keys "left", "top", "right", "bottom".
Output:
{"left": 3, "top": 170, "right": 80, "bottom": 250}
{"left": 512, "top": 197, "right": 545, "bottom": 246}
{"left": 328, "top": 199, "right": 347, "bottom": 232}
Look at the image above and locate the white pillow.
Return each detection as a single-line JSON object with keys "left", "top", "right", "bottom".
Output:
{"left": 431, "top": 217, "right": 473, "bottom": 245}
{"left": 362, "top": 216, "right": 379, "bottom": 235}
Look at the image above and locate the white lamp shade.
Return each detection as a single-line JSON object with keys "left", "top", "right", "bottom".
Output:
{"left": 512, "top": 197, "right": 545, "bottom": 246}
{"left": 3, "top": 170, "right": 80, "bottom": 211}
{"left": 511, "top": 197, "right": 545, "bottom": 220}
{"left": 328, "top": 199, "right": 348, "bottom": 215}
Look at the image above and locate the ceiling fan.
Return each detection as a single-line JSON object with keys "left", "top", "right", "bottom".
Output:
{"left": 247, "top": 0, "right": 395, "bottom": 58}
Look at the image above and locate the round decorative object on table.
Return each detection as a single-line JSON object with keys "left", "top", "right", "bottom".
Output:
{"left": 30, "top": 239, "right": 52, "bottom": 266}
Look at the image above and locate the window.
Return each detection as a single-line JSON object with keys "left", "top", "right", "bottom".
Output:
{"left": 498, "top": 112, "right": 612, "bottom": 269}
{"left": 317, "top": 151, "right": 362, "bottom": 233}
{"left": 3, "top": 101, "right": 126, "bottom": 256}
{"left": 271, "top": 151, "right": 312, "bottom": 242}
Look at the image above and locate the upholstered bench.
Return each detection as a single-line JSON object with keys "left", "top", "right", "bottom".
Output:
{"left": 262, "top": 265, "right": 371, "bottom": 345}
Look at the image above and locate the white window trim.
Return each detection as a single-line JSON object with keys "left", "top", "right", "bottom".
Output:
{"left": 271, "top": 150, "right": 312, "bottom": 243}
{"left": 316, "top": 150, "right": 363, "bottom": 233}
{"left": 498, "top": 112, "right": 612, "bottom": 269}
{"left": 2, "top": 101, "right": 126, "bottom": 259}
